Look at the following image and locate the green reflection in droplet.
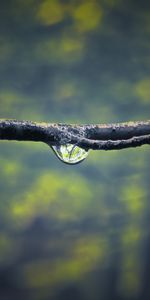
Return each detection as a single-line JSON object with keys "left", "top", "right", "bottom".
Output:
{"left": 51, "top": 144, "right": 89, "bottom": 165}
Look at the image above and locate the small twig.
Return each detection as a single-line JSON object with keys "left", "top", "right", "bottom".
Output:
{"left": 0, "top": 119, "right": 150, "bottom": 151}
{"left": 75, "top": 134, "right": 150, "bottom": 150}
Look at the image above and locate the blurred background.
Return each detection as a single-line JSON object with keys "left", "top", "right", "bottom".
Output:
{"left": 0, "top": 0, "right": 150, "bottom": 299}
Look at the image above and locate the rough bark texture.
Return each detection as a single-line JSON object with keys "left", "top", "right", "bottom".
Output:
{"left": 0, "top": 119, "right": 150, "bottom": 151}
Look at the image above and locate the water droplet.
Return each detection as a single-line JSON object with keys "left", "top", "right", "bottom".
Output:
{"left": 51, "top": 144, "right": 89, "bottom": 165}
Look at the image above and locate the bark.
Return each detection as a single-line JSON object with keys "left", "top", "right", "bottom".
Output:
{"left": 0, "top": 119, "right": 150, "bottom": 151}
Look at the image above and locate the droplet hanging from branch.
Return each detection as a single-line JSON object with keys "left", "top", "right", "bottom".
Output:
{"left": 51, "top": 144, "right": 89, "bottom": 165}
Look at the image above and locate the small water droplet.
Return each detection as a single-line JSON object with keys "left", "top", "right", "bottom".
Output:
{"left": 51, "top": 144, "right": 89, "bottom": 165}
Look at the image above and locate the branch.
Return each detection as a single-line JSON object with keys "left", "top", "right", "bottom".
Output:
{"left": 76, "top": 134, "right": 150, "bottom": 150}
{"left": 0, "top": 119, "right": 150, "bottom": 151}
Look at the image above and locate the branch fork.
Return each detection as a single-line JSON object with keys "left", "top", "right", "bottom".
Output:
{"left": 0, "top": 119, "right": 150, "bottom": 151}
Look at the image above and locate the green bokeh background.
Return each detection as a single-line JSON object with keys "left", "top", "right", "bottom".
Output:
{"left": 0, "top": 0, "right": 150, "bottom": 299}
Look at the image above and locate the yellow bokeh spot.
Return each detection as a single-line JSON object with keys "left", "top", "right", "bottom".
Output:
{"left": 20, "top": 235, "right": 107, "bottom": 288}
{"left": 122, "top": 226, "right": 141, "bottom": 247}
{"left": 3, "top": 161, "right": 20, "bottom": 177}
{"left": 0, "top": 91, "right": 19, "bottom": 114}
{"left": 73, "top": 236, "right": 107, "bottom": 268}
{"left": 9, "top": 172, "right": 92, "bottom": 229}
{"left": 36, "top": 34, "right": 84, "bottom": 63}
{"left": 36, "top": 0, "right": 65, "bottom": 26}
{"left": 12, "top": 202, "right": 33, "bottom": 218}
{"left": 121, "top": 185, "right": 146, "bottom": 215}
{"left": 0, "top": 158, "right": 22, "bottom": 185}
{"left": 134, "top": 78, "right": 150, "bottom": 103}
{"left": 57, "top": 35, "right": 84, "bottom": 62}
{"left": 73, "top": 1, "right": 103, "bottom": 32}
{"left": 61, "top": 36, "right": 83, "bottom": 54}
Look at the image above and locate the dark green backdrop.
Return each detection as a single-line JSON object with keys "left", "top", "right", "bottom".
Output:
{"left": 0, "top": 0, "right": 150, "bottom": 299}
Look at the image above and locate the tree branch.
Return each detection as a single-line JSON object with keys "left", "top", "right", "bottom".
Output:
{"left": 0, "top": 119, "right": 150, "bottom": 151}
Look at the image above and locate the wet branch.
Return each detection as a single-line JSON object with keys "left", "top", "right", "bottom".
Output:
{"left": 0, "top": 119, "right": 150, "bottom": 151}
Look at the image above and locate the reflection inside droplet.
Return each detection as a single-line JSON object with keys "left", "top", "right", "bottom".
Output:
{"left": 51, "top": 144, "right": 89, "bottom": 165}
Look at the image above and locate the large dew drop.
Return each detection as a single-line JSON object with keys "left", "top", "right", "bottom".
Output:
{"left": 51, "top": 144, "right": 89, "bottom": 165}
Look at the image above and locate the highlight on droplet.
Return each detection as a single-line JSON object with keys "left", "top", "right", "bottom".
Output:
{"left": 50, "top": 144, "right": 89, "bottom": 165}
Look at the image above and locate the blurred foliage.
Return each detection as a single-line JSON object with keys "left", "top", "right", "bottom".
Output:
{"left": 72, "top": 1, "right": 103, "bottom": 32}
{"left": 135, "top": 78, "right": 150, "bottom": 103}
{"left": 36, "top": 0, "right": 66, "bottom": 26}
{"left": 0, "top": 0, "right": 150, "bottom": 299}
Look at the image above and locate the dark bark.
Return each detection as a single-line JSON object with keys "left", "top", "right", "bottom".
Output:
{"left": 0, "top": 119, "right": 150, "bottom": 151}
